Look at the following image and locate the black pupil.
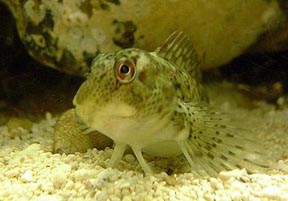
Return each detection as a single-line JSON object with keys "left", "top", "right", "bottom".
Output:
{"left": 120, "top": 64, "right": 130, "bottom": 74}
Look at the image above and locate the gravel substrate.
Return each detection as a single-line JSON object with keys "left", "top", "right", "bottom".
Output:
{"left": 0, "top": 82, "right": 288, "bottom": 201}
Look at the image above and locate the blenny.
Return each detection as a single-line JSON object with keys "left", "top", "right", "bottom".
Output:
{"left": 73, "top": 32, "right": 269, "bottom": 175}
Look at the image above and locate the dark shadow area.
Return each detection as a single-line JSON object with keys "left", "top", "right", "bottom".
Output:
{"left": 221, "top": 51, "right": 288, "bottom": 91}
{"left": 0, "top": 3, "right": 83, "bottom": 123}
{"left": 218, "top": 51, "right": 288, "bottom": 103}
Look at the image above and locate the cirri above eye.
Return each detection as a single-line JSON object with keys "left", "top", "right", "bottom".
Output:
{"left": 115, "top": 59, "right": 136, "bottom": 83}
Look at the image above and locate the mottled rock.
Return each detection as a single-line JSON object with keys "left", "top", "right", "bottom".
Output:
{"left": 0, "top": 0, "right": 286, "bottom": 76}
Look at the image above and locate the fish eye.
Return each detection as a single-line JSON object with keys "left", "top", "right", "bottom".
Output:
{"left": 115, "top": 59, "right": 136, "bottom": 83}
{"left": 120, "top": 64, "right": 130, "bottom": 74}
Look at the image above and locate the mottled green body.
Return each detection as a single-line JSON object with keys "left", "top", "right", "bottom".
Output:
{"left": 73, "top": 32, "right": 269, "bottom": 175}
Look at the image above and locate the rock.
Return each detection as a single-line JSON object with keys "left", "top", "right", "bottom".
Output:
{"left": 1, "top": 0, "right": 286, "bottom": 76}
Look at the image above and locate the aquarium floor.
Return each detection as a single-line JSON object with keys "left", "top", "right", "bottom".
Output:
{"left": 0, "top": 82, "right": 288, "bottom": 201}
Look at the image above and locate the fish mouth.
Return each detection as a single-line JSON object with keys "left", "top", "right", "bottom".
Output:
{"left": 74, "top": 101, "right": 139, "bottom": 138}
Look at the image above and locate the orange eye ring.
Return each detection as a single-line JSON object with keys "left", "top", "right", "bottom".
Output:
{"left": 115, "top": 60, "right": 136, "bottom": 83}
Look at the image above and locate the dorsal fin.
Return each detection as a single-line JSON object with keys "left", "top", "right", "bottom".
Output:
{"left": 155, "top": 31, "right": 201, "bottom": 80}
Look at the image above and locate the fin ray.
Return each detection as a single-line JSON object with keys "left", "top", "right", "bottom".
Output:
{"left": 155, "top": 31, "right": 201, "bottom": 80}
{"left": 177, "top": 101, "right": 273, "bottom": 175}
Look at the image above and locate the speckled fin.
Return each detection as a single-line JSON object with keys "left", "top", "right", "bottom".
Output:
{"left": 177, "top": 101, "right": 273, "bottom": 176}
{"left": 155, "top": 31, "right": 201, "bottom": 79}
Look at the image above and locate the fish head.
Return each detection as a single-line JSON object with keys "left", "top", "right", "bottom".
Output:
{"left": 73, "top": 48, "right": 177, "bottom": 138}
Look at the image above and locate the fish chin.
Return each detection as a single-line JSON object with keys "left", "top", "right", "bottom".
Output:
{"left": 75, "top": 102, "right": 138, "bottom": 138}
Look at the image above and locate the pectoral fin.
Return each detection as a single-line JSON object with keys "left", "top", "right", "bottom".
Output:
{"left": 176, "top": 101, "right": 273, "bottom": 176}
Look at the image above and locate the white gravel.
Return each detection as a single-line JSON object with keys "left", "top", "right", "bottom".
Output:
{"left": 0, "top": 82, "right": 288, "bottom": 201}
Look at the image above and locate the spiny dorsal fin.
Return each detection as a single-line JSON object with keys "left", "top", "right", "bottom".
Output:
{"left": 155, "top": 31, "right": 201, "bottom": 80}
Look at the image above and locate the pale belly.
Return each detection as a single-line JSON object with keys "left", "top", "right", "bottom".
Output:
{"left": 142, "top": 141, "right": 182, "bottom": 157}
{"left": 76, "top": 102, "right": 185, "bottom": 157}
{"left": 86, "top": 111, "right": 183, "bottom": 154}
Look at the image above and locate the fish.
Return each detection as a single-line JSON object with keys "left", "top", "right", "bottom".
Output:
{"left": 73, "top": 32, "right": 270, "bottom": 176}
